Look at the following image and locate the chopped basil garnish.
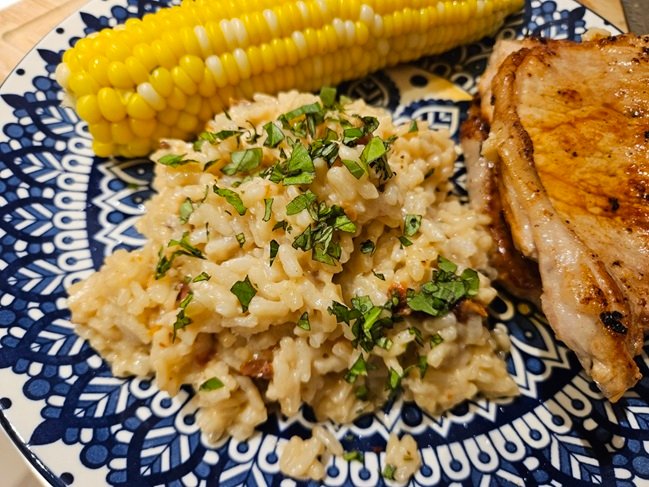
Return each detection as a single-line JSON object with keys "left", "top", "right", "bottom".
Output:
{"left": 403, "top": 214, "right": 422, "bottom": 237}
{"left": 319, "top": 86, "right": 337, "bottom": 109}
{"left": 344, "top": 355, "right": 368, "bottom": 383}
{"left": 199, "top": 377, "right": 224, "bottom": 391}
{"left": 329, "top": 296, "right": 395, "bottom": 353}
{"left": 355, "top": 384, "right": 369, "bottom": 400}
{"left": 221, "top": 147, "right": 262, "bottom": 175}
{"left": 269, "top": 239, "right": 279, "bottom": 266}
{"left": 263, "top": 122, "right": 285, "bottom": 148}
{"left": 360, "top": 240, "right": 375, "bottom": 255}
{"left": 263, "top": 198, "right": 274, "bottom": 222}
{"left": 387, "top": 367, "right": 402, "bottom": 391}
{"left": 155, "top": 232, "right": 206, "bottom": 279}
{"left": 418, "top": 355, "right": 428, "bottom": 378}
{"left": 361, "top": 137, "right": 387, "bottom": 165}
{"left": 286, "top": 191, "right": 317, "bottom": 216}
{"left": 408, "top": 120, "right": 419, "bottom": 133}
{"left": 236, "top": 232, "right": 246, "bottom": 247}
{"left": 291, "top": 201, "right": 356, "bottom": 265}
{"left": 430, "top": 333, "right": 444, "bottom": 347}
{"left": 372, "top": 270, "right": 385, "bottom": 281}
{"left": 398, "top": 236, "right": 413, "bottom": 247}
{"left": 382, "top": 464, "right": 397, "bottom": 480}
{"left": 213, "top": 186, "right": 247, "bottom": 215}
{"left": 283, "top": 144, "right": 315, "bottom": 185}
{"left": 179, "top": 198, "right": 194, "bottom": 223}
{"left": 230, "top": 275, "right": 256, "bottom": 312}
{"left": 172, "top": 291, "right": 193, "bottom": 341}
{"left": 408, "top": 326, "right": 424, "bottom": 346}
{"left": 200, "top": 129, "right": 241, "bottom": 144}
{"left": 158, "top": 153, "right": 192, "bottom": 167}
{"left": 341, "top": 159, "right": 365, "bottom": 179}
{"left": 406, "top": 256, "right": 480, "bottom": 317}
{"left": 297, "top": 311, "right": 311, "bottom": 331}
{"left": 272, "top": 220, "right": 290, "bottom": 232}
{"left": 192, "top": 271, "right": 211, "bottom": 282}
{"left": 343, "top": 450, "right": 364, "bottom": 462}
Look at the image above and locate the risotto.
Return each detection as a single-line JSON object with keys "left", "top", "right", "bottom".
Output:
{"left": 67, "top": 90, "right": 518, "bottom": 481}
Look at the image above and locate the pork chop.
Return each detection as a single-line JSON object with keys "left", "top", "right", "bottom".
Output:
{"left": 464, "top": 34, "right": 649, "bottom": 401}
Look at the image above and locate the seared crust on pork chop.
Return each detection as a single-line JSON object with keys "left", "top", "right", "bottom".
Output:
{"left": 465, "top": 34, "right": 649, "bottom": 400}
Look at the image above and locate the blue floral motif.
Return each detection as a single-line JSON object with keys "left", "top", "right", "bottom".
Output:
{"left": 0, "top": 1, "right": 646, "bottom": 486}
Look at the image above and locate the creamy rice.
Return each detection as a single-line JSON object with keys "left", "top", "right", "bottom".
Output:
{"left": 67, "top": 90, "right": 517, "bottom": 481}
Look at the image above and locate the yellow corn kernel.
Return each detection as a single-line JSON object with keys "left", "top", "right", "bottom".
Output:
{"left": 92, "top": 140, "right": 115, "bottom": 157}
{"left": 149, "top": 68, "right": 174, "bottom": 98}
{"left": 87, "top": 56, "right": 111, "bottom": 86}
{"left": 180, "top": 55, "right": 205, "bottom": 84}
{"left": 96, "top": 87, "right": 127, "bottom": 123}
{"left": 129, "top": 117, "right": 157, "bottom": 138}
{"left": 76, "top": 95, "right": 103, "bottom": 124}
{"left": 133, "top": 43, "right": 158, "bottom": 72}
{"left": 152, "top": 39, "right": 177, "bottom": 69}
{"left": 171, "top": 65, "right": 198, "bottom": 95}
{"left": 177, "top": 112, "right": 199, "bottom": 133}
{"left": 167, "top": 86, "right": 188, "bottom": 111}
{"left": 156, "top": 108, "right": 179, "bottom": 127}
{"left": 197, "top": 100, "right": 213, "bottom": 122}
{"left": 68, "top": 71, "right": 100, "bottom": 97}
{"left": 126, "top": 139, "right": 152, "bottom": 157}
{"left": 111, "top": 120, "right": 135, "bottom": 144}
{"left": 89, "top": 121, "right": 112, "bottom": 142}
{"left": 125, "top": 56, "right": 150, "bottom": 85}
{"left": 127, "top": 93, "right": 157, "bottom": 119}
{"left": 107, "top": 61, "right": 134, "bottom": 89}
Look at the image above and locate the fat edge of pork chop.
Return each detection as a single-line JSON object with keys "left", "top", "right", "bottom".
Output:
{"left": 471, "top": 34, "right": 649, "bottom": 401}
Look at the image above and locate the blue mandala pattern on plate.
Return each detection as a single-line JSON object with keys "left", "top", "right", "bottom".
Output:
{"left": 1, "top": 1, "right": 648, "bottom": 486}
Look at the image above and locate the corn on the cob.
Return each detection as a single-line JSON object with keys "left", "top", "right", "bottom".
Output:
{"left": 56, "top": 0, "right": 523, "bottom": 158}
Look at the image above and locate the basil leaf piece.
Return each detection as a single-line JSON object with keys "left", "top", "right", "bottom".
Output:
{"left": 360, "top": 240, "right": 375, "bottom": 254}
{"left": 319, "top": 86, "right": 337, "bottom": 108}
{"left": 236, "top": 232, "right": 245, "bottom": 247}
{"left": 269, "top": 239, "right": 279, "bottom": 266}
{"left": 263, "top": 122, "right": 285, "bottom": 148}
{"left": 360, "top": 137, "right": 387, "bottom": 165}
{"left": 297, "top": 311, "right": 311, "bottom": 330}
{"left": 286, "top": 143, "right": 314, "bottom": 174}
{"left": 398, "top": 236, "right": 413, "bottom": 247}
{"left": 230, "top": 275, "right": 257, "bottom": 312}
{"left": 179, "top": 198, "right": 194, "bottom": 223}
{"left": 382, "top": 464, "right": 397, "bottom": 480}
{"left": 286, "top": 191, "right": 317, "bottom": 216}
{"left": 430, "top": 333, "right": 444, "bottom": 347}
{"left": 199, "top": 377, "right": 224, "bottom": 391}
{"left": 417, "top": 355, "right": 428, "bottom": 378}
{"left": 192, "top": 272, "right": 211, "bottom": 282}
{"left": 213, "top": 186, "right": 247, "bottom": 215}
{"left": 344, "top": 355, "right": 367, "bottom": 383}
{"left": 263, "top": 198, "right": 274, "bottom": 222}
{"left": 341, "top": 159, "right": 365, "bottom": 179}
{"left": 158, "top": 153, "right": 191, "bottom": 167}
{"left": 221, "top": 147, "right": 262, "bottom": 175}
{"left": 279, "top": 102, "right": 323, "bottom": 126}
{"left": 404, "top": 214, "right": 422, "bottom": 237}
{"left": 343, "top": 450, "right": 364, "bottom": 462}
{"left": 408, "top": 120, "right": 418, "bottom": 133}
{"left": 387, "top": 367, "right": 402, "bottom": 390}
{"left": 172, "top": 291, "right": 193, "bottom": 341}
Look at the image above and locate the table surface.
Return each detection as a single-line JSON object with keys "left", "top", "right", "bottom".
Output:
{"left": 0, "top": 0, "right": 628, "bottom": 486}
